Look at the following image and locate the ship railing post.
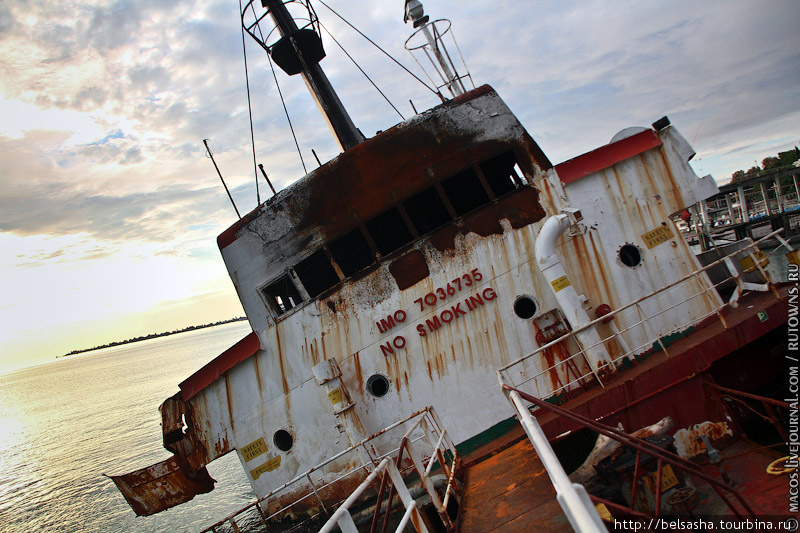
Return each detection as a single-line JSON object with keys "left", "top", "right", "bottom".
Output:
{"left": 504, "top": 388, "right": 606, "bottom": 532}
{"left": 305, "top": 471, "right": 329, "bottom": 517}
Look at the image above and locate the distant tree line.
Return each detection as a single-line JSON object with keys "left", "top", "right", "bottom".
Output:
{"left": 730, "top": 147, "right": 800, "bottom": 183}
{"left": 61, "top": 317, "right": 247, "bottom": 357}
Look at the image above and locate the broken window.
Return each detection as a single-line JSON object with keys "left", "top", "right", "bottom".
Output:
{"left": 262, "top": 274, "right": 303, "bottom": 315}
{"left": 480, "top": 151, "right": 523, "bottom": 198}
{"left": 441, "top": 167, "right": 490, "bottom": 216}
{"left": 365, "top": 207, "right": 414, "bottom": 256}
{"left": 329, "top": 228, "right": 375, "bottom": 277}
{"left": 293, "top": 249, "right": 340, "bottom": 298}
{"left": 403, "top": 186, "right": 452, "bottom": 235}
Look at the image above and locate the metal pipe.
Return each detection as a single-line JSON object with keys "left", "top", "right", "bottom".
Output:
{"left": 535, "top": 214, "right": 610, "bottom": 375}
{"left": 204, "top": 139, "right": 241, "bottom": 219}
{"left": 318, "top": 458, "right": 391, "bottom": 533}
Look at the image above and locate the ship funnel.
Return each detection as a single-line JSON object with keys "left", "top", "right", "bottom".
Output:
{"left": 404, "top": 0, "right": 473, "bottom": 99}
{"left": 241, "top": 0, "right": 364, "bottom": 151}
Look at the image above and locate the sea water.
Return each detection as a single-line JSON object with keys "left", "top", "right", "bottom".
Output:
{"left": 0, "top": 321, "right": 255, "bottom": 532}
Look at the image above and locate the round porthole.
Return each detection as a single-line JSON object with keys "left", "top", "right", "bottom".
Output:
{"left": 513, "top": 295, "right": 537, "bottom": 319}
{"left": 619, "top": 244, "right": 642, "bottom": 268}
{"left": 366, "top": 374, "right": 390, "bottom": 397}
{"left": 273, "top": 429, "right": 293, "bottom": 452}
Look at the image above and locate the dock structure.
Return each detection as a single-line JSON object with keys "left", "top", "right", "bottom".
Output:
{"left": 687, "top": 165, "right": 800, "bottom": 248}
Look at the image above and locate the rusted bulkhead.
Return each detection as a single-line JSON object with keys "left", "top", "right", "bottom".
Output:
{"left": 138, "top": 87, "right": 724, "bottom": 512}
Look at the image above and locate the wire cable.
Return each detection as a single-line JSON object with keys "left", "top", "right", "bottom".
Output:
{"left": 240, "top": 0, "right": 261, "bottom": 204}
{"left": 318, "top": 20, "right": 404, "bottom": 121}
{"left": 317, "top": 0, "right": 439, "bottom": 96}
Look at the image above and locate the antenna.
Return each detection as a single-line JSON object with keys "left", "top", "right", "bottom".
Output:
{"left": 403, "top": 0, "right": 472, "bottom": 99}
{"left": 204, "top": 139, "right": 241, "bottom": 219}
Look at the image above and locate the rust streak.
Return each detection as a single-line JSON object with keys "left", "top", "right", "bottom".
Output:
{"left": 353, "top": 352, "right": 363, "bottom": 390}
{"left": 252, "top": 354, "right": 263, "bottom": 393}
{"left": 275, "top": 328, "right": 290, "bottom": 395}
{"left": 224, "top": 374, "right": 235, "bottom": 432}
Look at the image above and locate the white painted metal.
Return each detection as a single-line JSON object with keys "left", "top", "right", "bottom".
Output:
{"left": 200, "top": 407, "right": 457, "bottom": 533}
{"left": 318, "top": 457, "right": 388, "bottom": 533}
{"left": 535, "top": 213, "right": 609, "bottom": 374}
{"left": 738, "top": 185, "right": 750, "bottom": 222}
{"left": 499, "top": 230, "right": 784, "bottom": 390}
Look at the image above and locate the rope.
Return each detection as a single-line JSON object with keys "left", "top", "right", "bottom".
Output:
{"left": 318, "top": 21, "right": 404, "bottom": 121}
{"left": 240, "top": 0, "right": 260, "bottom": 204}
{"left": 316, "top": 0, "right": 439, "bottom": 96}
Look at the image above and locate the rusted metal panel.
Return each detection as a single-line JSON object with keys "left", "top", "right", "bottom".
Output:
{"left": 673, "top": 421, "right": 733, "bottom": 460}
{"left": 389, "top": 249, "right": 429, "bottom": 290}
{"left": 217, "top": 86, "right": 550, "bottom": 251}
{"left": 110, "top": 456, "right": 214, "bottom": 517}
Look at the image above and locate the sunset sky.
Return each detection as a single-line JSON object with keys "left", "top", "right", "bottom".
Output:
{"left": 1, "top": 0, "right": 799, "bottom": 373}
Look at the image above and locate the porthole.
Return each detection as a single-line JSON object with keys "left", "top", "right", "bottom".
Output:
{"left": 366, "top": 374, "right": 390, "bottom": 398}
{"left": 619, "top": 244, "right": 642, "bottom": 268}
{"left": 513, "top": 295, "right": 537, "bottom": 319}
{"left": 273, "top": 429, "right": 293, "bottom": 452}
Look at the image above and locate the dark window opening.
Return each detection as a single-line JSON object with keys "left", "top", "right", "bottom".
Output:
{"left": 441, "top": 167, "right": 490, "bottom": 216}
{"left": 273, "top": 429, "right": 293, "bottom": 451}
{"left": 329, "top": 228, "right": 374, "bottom": 277}
{"left": 293, "top": 250, "right": 340, "bottom": 298}
{"left": 403, "top": 186, "right": 452, "bottom": 235}
{"left": 480, "top": 151, "right": 523, "bottom": 198}
{"left": 619, "top": 244, "right": 642, "bottom": 267}
{"left": 365, "top": 207, "right": 414, "bottom": 256}
{"left": 366, "top": 374, "right": 390, "bottom": 397}
{"left": 263, "top": 275, "right": 302, "bottom": 315}
{"left": 513, "top": 295, "right": 537, "bottom": 319}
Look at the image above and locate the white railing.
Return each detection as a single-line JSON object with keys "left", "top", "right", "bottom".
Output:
{"left": 503, "top": 388, "right": 606, "bottom": 533}
{"left": 200, "top": 406, "right": 459, "bottom": 533}
{"left": 497, "top": 229, "right": 789, "bottom": 402}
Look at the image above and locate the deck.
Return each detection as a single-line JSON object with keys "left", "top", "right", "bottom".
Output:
{"left": 456, "top": 439, "right": 570, "bottom": 532}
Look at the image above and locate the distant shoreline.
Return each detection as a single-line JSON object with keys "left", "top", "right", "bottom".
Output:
{"left": 59, "top": 317, "right": 248, "bottom": 358}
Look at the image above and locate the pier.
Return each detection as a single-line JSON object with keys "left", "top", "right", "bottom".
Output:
{"left": 684, "top": 165, "right": 800, "bottom": 249}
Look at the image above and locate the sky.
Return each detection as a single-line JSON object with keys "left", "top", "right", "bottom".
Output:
{"left": 1, "top": 0, "right": 799, "bottom": 373}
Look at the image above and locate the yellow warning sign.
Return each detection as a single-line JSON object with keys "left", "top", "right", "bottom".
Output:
{"left": 641, "top": 224, "right": 675, "bottom": 249}
{"left": 738, "top": 250, "right": 768, "bottom": 272}
{"left": 550, "top": 275, "right": 571, "bottom": 292}
{"left": 328, "top": 388, "right": 343, "bottom": 405}
{"left": 241, "top": 437, "right": 268, "bottom": 462}
{"left": 250, "top": 455, "right": 282, "bottom": 480}
{"left": 595, "top": 502, "right": 613, "bottom": 522}
{"left": 643, "top": 463, "right": 679, "bottom": 493}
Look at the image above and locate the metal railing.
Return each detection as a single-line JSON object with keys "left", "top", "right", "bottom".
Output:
{"left": 500, "top": 384, "right": 760, "bottom": 524}
{"left": 705, "top": 381, "right": 792, "bottom": 444}
{"left": 200, "top": 406, "right": 459, "bottom": 533}
{"left": 497, "top": 230, "right": 789, "bottom": 403}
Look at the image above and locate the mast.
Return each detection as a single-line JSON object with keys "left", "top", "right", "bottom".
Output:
{"left": 403, "top": 0, "right": 471, "bottom": 99}
{"left": 258, "top": 0, "right": 364, "bottom": 152}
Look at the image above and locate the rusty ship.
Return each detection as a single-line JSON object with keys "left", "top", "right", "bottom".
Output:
{"left": 113, "top": 1, "right": 798, "bottom": 531}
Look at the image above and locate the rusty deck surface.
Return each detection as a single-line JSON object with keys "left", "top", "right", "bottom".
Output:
{"left": 456, "top": 438, "right": 571, "bottom": 532}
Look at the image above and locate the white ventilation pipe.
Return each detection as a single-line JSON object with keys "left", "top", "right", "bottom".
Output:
{"left": 535, "top": 214, "right": 611, "bottom": 375}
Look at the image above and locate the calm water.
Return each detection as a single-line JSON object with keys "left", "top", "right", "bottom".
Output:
{"left": 0, "top": 321, "right": 256, "bottom": 532}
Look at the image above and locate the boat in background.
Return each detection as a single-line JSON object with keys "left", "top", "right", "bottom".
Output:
{"left": 112, "top": 1, "right": 797, "bottom": 530}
